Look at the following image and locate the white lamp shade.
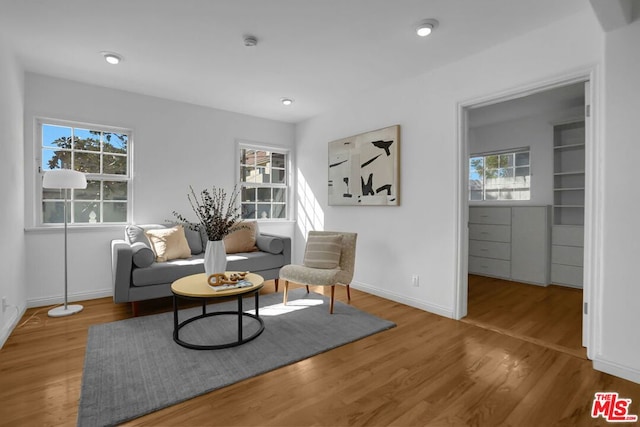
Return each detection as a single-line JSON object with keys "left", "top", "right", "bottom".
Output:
{"left": 42, "top": 169, "right": 87, "bottom": 189}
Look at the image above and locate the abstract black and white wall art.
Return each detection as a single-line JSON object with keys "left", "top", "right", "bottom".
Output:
{"left": 328, "top": 125, "right": 400, "bottom": 206}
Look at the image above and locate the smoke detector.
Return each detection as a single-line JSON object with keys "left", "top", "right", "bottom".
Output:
{"left": 244, "top": 36, "right": 258, "bottom": 47}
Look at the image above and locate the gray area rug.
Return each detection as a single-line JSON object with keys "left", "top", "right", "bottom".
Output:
{"left": 77, "top": 289, "right": 395, "bottom": 426}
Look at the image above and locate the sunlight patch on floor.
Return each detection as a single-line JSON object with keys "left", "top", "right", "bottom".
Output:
{"left": 249, "top": 298, "right": 324, "bottom": 316}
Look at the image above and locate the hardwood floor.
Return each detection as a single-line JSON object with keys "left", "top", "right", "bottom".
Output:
{"left": 1, "top": 281, "right": 639, "bottom": 426}
{"left": 464, "top": 274, "right": 586, "bottom": 359}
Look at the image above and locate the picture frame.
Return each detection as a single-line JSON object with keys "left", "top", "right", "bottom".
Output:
{"left": 328, "top": 125, "right": 400, "bottom": 206}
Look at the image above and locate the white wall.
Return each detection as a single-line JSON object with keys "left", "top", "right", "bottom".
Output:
{"left": 295, "top": 10, "right": 602, "bottom": 318}
{"left": 23, "top": 74, "right": 295, "bottom": 306}
{"left": 0, "top": 38, "right": 26, "bottom": 348}
{"left": 594, "top": 17, "right": 640, "bottom": 382}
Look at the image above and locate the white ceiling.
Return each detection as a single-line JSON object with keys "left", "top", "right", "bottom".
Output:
{"left": 0, "top": 0, "right": 590, "bottom": 123}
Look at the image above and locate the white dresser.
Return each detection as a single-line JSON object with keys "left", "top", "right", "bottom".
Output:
{"left": 469, "top": 206, "right": 550, "bottom": 285}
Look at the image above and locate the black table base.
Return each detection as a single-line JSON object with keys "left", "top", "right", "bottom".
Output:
{"left": 172, "top": 290, "right": 265, "bottom": 350}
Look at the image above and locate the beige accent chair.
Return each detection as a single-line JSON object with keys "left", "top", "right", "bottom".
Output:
{"left": 280, "top": 231, "right": 357, "bottom": 314}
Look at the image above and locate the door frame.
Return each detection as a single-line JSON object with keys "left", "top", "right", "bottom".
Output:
{"left": 453, "top": 68, "right": 602, "bottom": 360}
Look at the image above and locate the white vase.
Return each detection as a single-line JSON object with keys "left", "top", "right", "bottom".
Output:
{"left": 204, "top": 240, "right": 227, "bottom": 277}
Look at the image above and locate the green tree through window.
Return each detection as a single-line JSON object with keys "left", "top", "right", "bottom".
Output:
{"left": 40, "top": 121, "right": 131, "bottom": 224}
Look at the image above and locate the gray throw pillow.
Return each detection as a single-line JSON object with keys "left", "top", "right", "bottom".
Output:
{"left": 131, "top": 242, "right": 155, "bottom": 268}
{"left": 256, "top": 234, "right": 284, "bottom": 254}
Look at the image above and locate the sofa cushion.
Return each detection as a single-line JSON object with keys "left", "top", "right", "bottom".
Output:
{"left": 224, "top": 221, "right": 258, "bottom": 254}
{"left": 131, "top": 251, "right": 286, "bottom": 287}
{"left": 303, "top": 234, "right": 342, "bottom": 269}
{"left": 145, "top": 225, "right": 192, "bottom": 262}
{"left": 131, "top": 242, "right": 155, "bottom": 268}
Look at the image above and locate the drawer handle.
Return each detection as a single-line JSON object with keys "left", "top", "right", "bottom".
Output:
{"left": 480, "top": 215, "right": 489, "bottom": 217}
{"left": 480, "top": 231, "right": 489, "bottom": 234}
{"left": 480, "top": 249, "right": 488, "bottom": 251}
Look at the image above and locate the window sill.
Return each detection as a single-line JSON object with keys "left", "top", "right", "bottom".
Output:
{"left": 25, "top": 224, "right": 126, "bottom": 234}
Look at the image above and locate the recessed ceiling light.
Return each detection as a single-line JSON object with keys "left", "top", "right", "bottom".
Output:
{"left": 416, "top": 19, "right": 439, "bottom": 37}
{"left": 281, "top": 98, "right": 294, "bottom": 106}
{"left": 102, "top": 52, "right": 122, "bottom": 65}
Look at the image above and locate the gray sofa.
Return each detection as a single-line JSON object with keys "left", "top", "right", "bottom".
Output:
{"left": 111, "top": 224, "right": 290, "bottom": 313}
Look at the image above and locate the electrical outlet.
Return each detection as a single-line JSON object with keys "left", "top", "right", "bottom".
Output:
{"left": 411, "top": 274, "right": 419, "bottom": 287}
{"left": 1, "top": 296, "right": 7, "bottom": 313}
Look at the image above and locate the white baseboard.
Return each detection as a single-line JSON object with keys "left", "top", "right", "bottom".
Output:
{"left": 594, "top": 357, "right": 640, "bottom": 385}
{"left": 0, "top": 305, "right": 27, "bottom": 350}
{"left": 27, "top": 289, "right": 113, "bottom": 308}
{"left": 351, "top": 281, "right": 454, "bottom": 319}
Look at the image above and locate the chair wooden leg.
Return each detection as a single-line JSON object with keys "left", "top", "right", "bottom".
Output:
{"left": 346, "top": 284, "right": 351, "bottom": 301}
{"left": 274, "top": 278, "right": 279, "bottom": 292}
{"left": 305, "top": 285, "right": 310, "bottom": 293}
{"left": 283, "top": 280, "right": 289, "bottom": 305}
{"left": 329, "top": 285, "right": 335, "bottom": 314}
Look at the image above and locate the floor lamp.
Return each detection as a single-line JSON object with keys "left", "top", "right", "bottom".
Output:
{"left": 43, "top": 169, "right": 87, "bottom": 317}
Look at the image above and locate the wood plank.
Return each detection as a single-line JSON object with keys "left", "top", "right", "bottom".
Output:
{"left": 0, "top": 280, "right": 638, "bottom": 426}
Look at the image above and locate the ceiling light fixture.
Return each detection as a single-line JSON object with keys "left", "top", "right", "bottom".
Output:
{"left": 281, "top": 98, "right": 294, "bottom": 106}
{"left": 416, "top": 19, "right": 439, "bottom": 37}
{"left": 102, "top": 52, "right": 122, "bottom": 65}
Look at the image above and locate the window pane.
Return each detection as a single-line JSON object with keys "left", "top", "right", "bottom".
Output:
{"left": 42, "top": 201, "right": 65, "bottom": 223}
{"left": 74, "top": 202, "right": 100, "bottom": 223}
{"left": 103, "top": 154, "right": 127, "bottom": 175}
{"left": 42, "top": 148, "right": 70, "bottom": 170}
{"left": 75, "top": 180, "right": 100, "bottom": 201}
{"left": 273, "top": 204, "right": 286, "bottom": 219}
{"left": 272, "top": 152, "right": 285, "bottom": 168}
{"left": 42, "top": 124, "right": 72, "bottom": 149}
{"left": 241, "top": 149, "right": 256, "bottom": 166}
{"left": 74, "top": 152, "right": 100, "bottom": 173}
{"left": 74, "top": 128, "right": 100, "bottom": 151}
{"left": 103, "top": 202, "right": 127, "bottom": 222}
{"left": 242, "top": 187, "right": 256, "bottom": 202}
{"left": 43, "top": 187, "right": 64, "bottom": 200}
{"left": 103, "top": 133, "right": 127, "bottom": 154}
{"left": 257, "top": 203, "right": 270, "bottom": 219}
{"left": 515, "top": 166, "right": 529, "bottom": 177}
{"left": 485, "top": 155, "right": 499, "bottom": 170}
{"left": 241, "top": 203, "right": 256, "bottom": 219}
{"left": 515, "top": 152, "right": 529, "bottom": 166}
{"left": 104, "top": 181, "right": 127, "bottom": 200}
{"left": 498, "top": 168, "right": 514, "bottom": 178}
{"left": 272, "top": 169, "right": 286, "bottom": 184}
{"left": 241, "top": 166, "right": 257, "bottom": 183}
{"left": 499, "top": 154, "right": 513, "bottom": 168}
{"left": 486, "top": 190, "right": 499, "bottom": 200}
{"left": 257, "top": 187, "right": 271, "bottom": 202}
{"left": 273, "top": 188, "right": 286, "bottom": 203}
{"left": 470, "top": 190, "right": 483, "bottom": 201}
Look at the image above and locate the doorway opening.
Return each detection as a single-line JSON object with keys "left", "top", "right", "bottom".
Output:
{"left": 455, "top": 74, "right": 596, "bottom": 359}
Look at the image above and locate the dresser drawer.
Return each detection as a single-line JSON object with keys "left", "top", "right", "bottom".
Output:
{"left": 551, "top": 245, "right": 583, "bottom": 267}
{"left": 551, "top": 264, "right": 583, "bottom": 287}
{"left": 469, "top": 207, "right": 511, "bottom": 225}
{"left": 469, "top": 240, "right": 511, "bottom": 260}
{"left": 469, "top": 256, "right": 510, "bottom": 278}
{"left": 469, "top": 224, "right": 511, "bottom": 243}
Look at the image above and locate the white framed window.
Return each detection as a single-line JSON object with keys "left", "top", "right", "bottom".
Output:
{"left": 469, "top": 148, "right": 530, "bottom": 201}
{"left": 237, "top": 142, "right": 289, "bottom": 220}
{"left": 37, "top": 118, "right": 132, "bottom": 225}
